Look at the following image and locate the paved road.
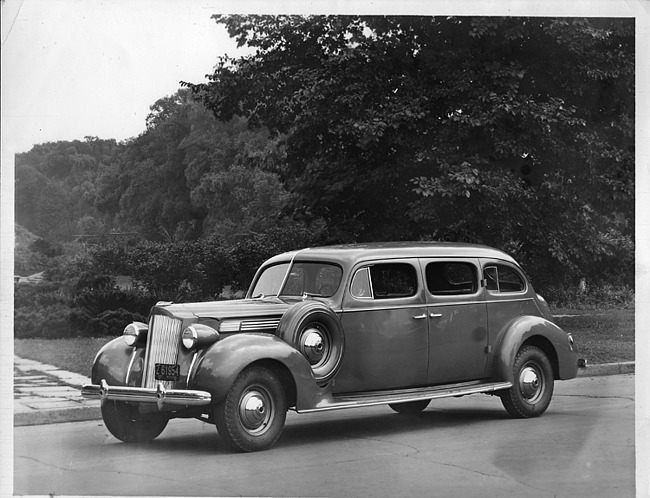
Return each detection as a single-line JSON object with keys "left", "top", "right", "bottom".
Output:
{"left": 14, "top": 374, "right": 635, "bottom": 497}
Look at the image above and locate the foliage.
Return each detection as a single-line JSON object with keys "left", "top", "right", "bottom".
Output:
{"left": 543, "top": 283, "right": 634, "bottom": 310}
{"left": 15, "top": 137, "right": 122, "bottom": 241}
{"left": 186, "top": 15, "right": 634, "bottom": 285}
{"left": 14, "top": 304, "right": 73, "bottom": 339}
{"left": 13, "top": 16, "right": 634, "bottom": 338}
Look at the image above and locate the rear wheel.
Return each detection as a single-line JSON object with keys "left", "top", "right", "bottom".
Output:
{"left": 500, "top": 345, "right": 554, "bottom": 418}
{"left": 215, "top": 366, "right": 287, "bottom": 452}
{"left": 101, "top": 400, "right": 169, "bottom": 443}
{"left": 389, "top": 400, "right": 430, "bottom": 414}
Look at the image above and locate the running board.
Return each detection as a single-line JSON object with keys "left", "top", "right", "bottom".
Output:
{"left": 296, "top": 381, "right": 512, "bottom": 413}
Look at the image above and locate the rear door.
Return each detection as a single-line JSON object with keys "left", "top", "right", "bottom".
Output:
{"left": 420, "top": 258, "right": 489, "bottom": 384}
{"left": 335, "top": 260, "right": 429, "bottom": 393}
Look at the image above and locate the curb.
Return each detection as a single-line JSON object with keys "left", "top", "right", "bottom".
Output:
{"left": 14, "top": 406, "right": 101, "bottom": 426}
{"left": 14, "top": 357, "right": 635, "bottom": 426}
{"left": 14, "top": 356, "right": 101, "bottom": 427}
{"left": 576, "top": 361, "right": 635, "bottom": 377}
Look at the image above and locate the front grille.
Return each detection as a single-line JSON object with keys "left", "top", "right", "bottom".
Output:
{"left": 142, "top": 315, "right": 183, "bottom": 389}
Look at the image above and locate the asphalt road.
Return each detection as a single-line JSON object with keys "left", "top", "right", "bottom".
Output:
{"left": 14, "top": 374, "right": 635, "bottom": 497}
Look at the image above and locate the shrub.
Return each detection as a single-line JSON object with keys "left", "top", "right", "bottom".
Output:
{"left": 14, "top": 304, "right": 73, "bottom": 339}
{"left": 542, "top": 283, "right": 635, "bottom": 310}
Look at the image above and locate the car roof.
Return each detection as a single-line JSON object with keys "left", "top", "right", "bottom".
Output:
{"left": 262, "top": 242, "right": 519, "bottom": 267}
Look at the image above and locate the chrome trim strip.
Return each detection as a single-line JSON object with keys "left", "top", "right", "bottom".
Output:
{"left": 124, "top": 348, "right": 138, "bottom": 386}
{"left": 343, "top": 302, "right": 433, "bottom": 313}
{"left": 296, "top": 381, "right": 512, "bottom": 413}
{"left": 81, "top": 380, "right": 212, "bottom": 407}
{"left": 187, "top": 351, "right": 199, "bottom": 386}
{"left": 484, "top": 297, "right": 534, "bottom": 305}
{"left": 342, "top": 297, "right": 534, "bottom": 314}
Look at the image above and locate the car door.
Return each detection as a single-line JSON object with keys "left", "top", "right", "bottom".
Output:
{"left": 421, "top": 258, "right": 489, "bottom": 384}
{"left": 334, "top": 260, "right": 429, "bottom": 393}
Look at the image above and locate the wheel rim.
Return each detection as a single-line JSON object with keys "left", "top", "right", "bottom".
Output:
{"left": 518, "top": 362, "right": 544, "bottom": 403}
{"left": 238, "top": 385, "right": 274, "bottom": 436}
{"left": 299, "top": 325, "right": 330, "bottom": 368}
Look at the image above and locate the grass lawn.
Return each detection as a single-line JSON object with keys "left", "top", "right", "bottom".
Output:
{"left": 14, "top": 337, "right": 112, "bottom": 377}
{"left": 552, "top": 308, "right": 634, "bottom": 364}
{"left": 14, "top": 308, "right": 635, "bottom": 376}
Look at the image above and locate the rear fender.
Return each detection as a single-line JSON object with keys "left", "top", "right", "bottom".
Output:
{"left": 493, "top": 315, "right": 578, "bottom": 383}
{"left": 192, "top": 333, "right": 326, "bottom": 408}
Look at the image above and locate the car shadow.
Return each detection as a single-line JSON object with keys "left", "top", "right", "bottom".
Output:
{"left": 97, "top": 402, "right": 512, "bottom": 455}
{"left": 278, "top": 405, "right": 510, "bottom": 449}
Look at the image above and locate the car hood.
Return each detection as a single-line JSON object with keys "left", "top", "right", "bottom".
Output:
{"left": 150, "top": 297, "right": 292, "bottom": 321}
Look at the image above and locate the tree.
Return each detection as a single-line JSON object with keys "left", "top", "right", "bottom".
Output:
{"left": 186, "top": 15, "right": 634, "bottom": 284}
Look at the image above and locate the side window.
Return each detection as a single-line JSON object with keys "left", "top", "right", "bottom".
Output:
{"left": 426, "top": 262, "right": 478, "bottom": 295}
{"left": 484, "top": 265, "right": 525, "bottom": 293}
{"left": 350, "top": 268, "right": 372, "bottom": 298}
{"left": 370, "top": 263, "right": 418, "bottom": 299}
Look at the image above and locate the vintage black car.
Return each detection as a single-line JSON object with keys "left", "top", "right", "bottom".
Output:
{"left": 82, "top": 242, "right": 580, "bottom": 452}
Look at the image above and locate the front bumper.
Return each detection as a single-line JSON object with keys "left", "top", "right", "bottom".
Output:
{"left": 82, "top": 379, "right": 212, "bottom": 410}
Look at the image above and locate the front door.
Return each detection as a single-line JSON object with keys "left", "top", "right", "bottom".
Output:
{"left": 420, "top": 258, "right": 489, "bottom": 384}
{"left": 335, "top": 260, "right": 429, "bottom": 393}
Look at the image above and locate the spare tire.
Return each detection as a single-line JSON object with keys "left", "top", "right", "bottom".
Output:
{"left": 277, "top": 301, "right": 345, "bottom": 386}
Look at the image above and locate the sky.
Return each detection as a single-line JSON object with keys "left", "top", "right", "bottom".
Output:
{"left": 1, "top": 0, "right": 245, "bottom": 154}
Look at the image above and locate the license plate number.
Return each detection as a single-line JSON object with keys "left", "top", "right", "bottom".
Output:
{"left": 155, "top": 363, "right": 180, "bottom": 381}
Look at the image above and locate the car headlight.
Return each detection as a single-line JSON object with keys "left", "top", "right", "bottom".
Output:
{"left": 182, "top": 324, "right": 220, "bottom": 350}
{"left": 123, "top": 322, "right": 148, "bottom": 347}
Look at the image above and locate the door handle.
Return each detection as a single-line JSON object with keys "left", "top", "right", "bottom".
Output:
{"left": 412, "top": 314, "right": 427, "bottom": 320}
{"left": 429, "top": 313, "right": 442, "bottom": 318}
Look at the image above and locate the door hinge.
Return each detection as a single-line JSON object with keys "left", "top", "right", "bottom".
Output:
{"left": 485, "top": 345, "right": 492, "bottom": 354}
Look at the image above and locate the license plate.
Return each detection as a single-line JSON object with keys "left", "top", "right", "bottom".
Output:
{"left": 155, "top": 363, "right": 180, "bottom": 381}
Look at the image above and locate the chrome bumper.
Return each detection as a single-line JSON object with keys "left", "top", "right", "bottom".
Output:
{"left": 82, "top": 379, "right": 212, "bottom": 410}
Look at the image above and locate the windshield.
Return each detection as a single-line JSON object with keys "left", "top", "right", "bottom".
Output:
{"left": 251, "top": 261, "right": 343, "bottom": 298}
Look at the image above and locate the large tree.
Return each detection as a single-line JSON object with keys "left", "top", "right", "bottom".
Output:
{"left": 94, "top": 89, "right": 293, "bottom": 242}
{"left": 187, "top": 15, "right": 634, "bottom": 284}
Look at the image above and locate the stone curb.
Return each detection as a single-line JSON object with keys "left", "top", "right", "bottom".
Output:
{"left": 13, "top": 357, "right": 635, "bottom": 426}
{"left": 14, "top": 356, "right": 101, "bottom": 427}
{"left": 576, "top": 361, "right": 635, "bottom": 377}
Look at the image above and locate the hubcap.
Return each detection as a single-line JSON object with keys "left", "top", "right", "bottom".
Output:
{"left": 239, "top": 387, "right": 273, "bottom": 435}
{"left": 300, "top": 327, "right": 329, "bottom": 367}
{"left": 519, "top": 364, "right": 543, "bottom": 403}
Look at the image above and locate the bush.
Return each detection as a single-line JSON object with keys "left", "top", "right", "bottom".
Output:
{"left": 14, "top": 304, "right": 73, "bottom": 339}
{"left": 14, "top": 282, "right": 69, "bottom": 309}
{"left": 542, "top": 283, "right": 634, "bottom": 310}
{"left": 72, "top": 307, "right": 147, "bottom": 337}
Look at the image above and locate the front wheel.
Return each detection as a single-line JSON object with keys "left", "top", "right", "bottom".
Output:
{"left": 215, "top": 366, "right": 288, "bottom": 452}
{"left": 101, "top": 400, "right": 169, "bottom": 443}
{"left": 500, "top": 345, "right": 554, "bottom": 418}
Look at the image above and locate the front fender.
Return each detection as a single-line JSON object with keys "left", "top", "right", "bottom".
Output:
{"left": 91, "top": 337, "right": 143, "bottom": 386}
{"left": 492, "top": 315, "right": 578, "bottom": 383}
{"left": 191, "top": 333, "right": 323, "bottom": 407}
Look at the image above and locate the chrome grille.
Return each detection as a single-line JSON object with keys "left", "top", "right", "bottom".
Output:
{"left": 240, "top": 318, "right": 280, "bottom": 332}
{"left": 143, "top": 315, "right": 183, "bottom": 389}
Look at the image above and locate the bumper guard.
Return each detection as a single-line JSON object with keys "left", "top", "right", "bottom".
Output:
{"left": 82, "top": 379, "right": 212, "bottom": 410}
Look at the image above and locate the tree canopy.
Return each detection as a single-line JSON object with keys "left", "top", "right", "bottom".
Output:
{"left": 186, "top": 15, "right": 634, "bottom": 284}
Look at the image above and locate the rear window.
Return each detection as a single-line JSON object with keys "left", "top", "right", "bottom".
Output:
{"left": 484, "top": 265, "right": 526, "bottom": 293}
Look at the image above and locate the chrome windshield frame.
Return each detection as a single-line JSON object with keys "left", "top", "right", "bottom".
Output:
{"left": 276, "top": 249, "right": 304, "bottom": 298}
